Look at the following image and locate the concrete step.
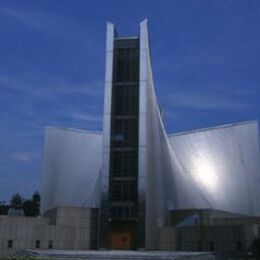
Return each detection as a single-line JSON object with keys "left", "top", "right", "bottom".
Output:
{"left": 17, "top": 249, "right": 217, "bottom": 260}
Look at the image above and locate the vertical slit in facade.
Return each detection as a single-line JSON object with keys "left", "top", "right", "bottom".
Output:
{"left": 107, "top": 38, "right": 139, "bottom": 248}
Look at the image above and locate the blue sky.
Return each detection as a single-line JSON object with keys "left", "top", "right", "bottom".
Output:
{"left": 0, "top": 0, "right": 259, "bottom": 201}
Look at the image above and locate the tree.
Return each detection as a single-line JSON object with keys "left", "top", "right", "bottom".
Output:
{"left": 32, "top": 191, "right": 40, "bottom": 216}
{"left": 10, "top": 193, "right": 23, "bottom": 209}
{"left": 4, "top": 191, "right": 41, "bottom": 216}
{"left": 23, "top": 191, "right": 41, "bottom": 216}
{"left": 32, "top": 191, "right": 40, "bottom": 206}
{"left": 0, "top": 201, "right": 9, "bottom": 215}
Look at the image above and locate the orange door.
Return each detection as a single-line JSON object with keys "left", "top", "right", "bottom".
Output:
{"left": 110, "top": 232, "right": 132, "bottom": 250}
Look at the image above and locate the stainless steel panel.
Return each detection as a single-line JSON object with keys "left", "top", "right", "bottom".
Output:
{"left": 99, "top": 22, "right": 115, "bottom": 248}
{"left": 167, "top": 121, "right": 260, "bottom": 216}
{"left": 41, "top": 127, "right": 102, "bottom": 213}
{"left": 139, "top": 19, "right": 169, "bottom": 249}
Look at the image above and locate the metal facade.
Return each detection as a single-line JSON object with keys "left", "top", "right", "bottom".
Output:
{"left": 41, "top": 127, "right": 102, "bottom": 213}
{"left": 167, "top": 121, "right": 260, "bottom": 216}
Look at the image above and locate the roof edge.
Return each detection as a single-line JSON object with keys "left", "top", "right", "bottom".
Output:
{"left": 45, "top": 126, "right": 102, "bottom": 135}
{"left": 168, "top": 120, "right": 259, "bottom": 137}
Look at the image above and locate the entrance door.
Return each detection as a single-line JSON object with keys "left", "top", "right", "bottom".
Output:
{"left": 108, "top": 221, "right": 136, "bottom": 250}
{"left": 109, "top": 232, "right": 132, "bottom": 250}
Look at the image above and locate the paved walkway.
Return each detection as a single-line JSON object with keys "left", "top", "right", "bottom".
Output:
{"left": 18, "top": 249, "right": 217, "bottom": 259}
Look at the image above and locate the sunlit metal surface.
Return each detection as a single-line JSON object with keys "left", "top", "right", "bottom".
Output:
{"left": 41, "top": 127, "right": 102, "bottom": 213}
{"left": 139, "top": 19, "right": 172, "bottom": 249}
{"left": 138, "top": 20, "right": 260, "bottom": 249}
{"left": 167, "top": 121, "right": 260, "bottom": 215}
{"left": 98, "top": 22, "right": 115, "bottom": 248}
{"left": 193, "top": 156, "right": 218, "bottom": 191}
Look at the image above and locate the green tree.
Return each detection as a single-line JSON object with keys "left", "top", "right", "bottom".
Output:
{"left": 10, "top": 193, "right": 23, "bottom": 209}
{"left": 0, "top": 201, "right": 9, "bottom": 215}
{"left": 23, "top": 191, "right": 41, "bottom": 216}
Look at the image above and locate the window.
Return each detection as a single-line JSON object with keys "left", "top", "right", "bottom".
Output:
{"left": 197, "top": 241, "right": 202, "bottom": 251}
{"left": 110, "top": 151, "right": 137, "bottom": 177}
{"left": 111, "top": 119, "right": 138, "bottom": 147}
{"left": 110, "top": 206, "right": 137, "bottom": 219}
{"left": 110, "top": 181, "right": 122, "bottom": 201}
{"left": 122, "top": 181, "right": 137, "bottom": 201}
{"left": 112, "top": 85, "right": 139, "bottom": 116}
{"left": 209, "top": 241, "right": 214, "bottom": 251}
{"left": 110, "top": 180, "right": 137, "bottom": 202}
{"left": 35, "top": 240, "right": 40, "bottom": 249}
{"left": 111, "top": 152, "right": 123, "bottom": 176}
{"left": 113, "top": 48, "right": 139, "bottom": 82}
{"left": 237, "top": 241, "right": 242, "bottom": 251}
{"left": 108, "top": 38, "right": 139, "bottom": 223}
{"left": 7, "top": 240, "right": 13, "bottom": 248}
{"left": 48, "top": 240, "right": 53, "bottom": 249}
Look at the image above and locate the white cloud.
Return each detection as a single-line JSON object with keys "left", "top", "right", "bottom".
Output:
{"left": 0, "top": 5, "right": 89, "bottom": 40}
{"left": 68, "top": 111, "right": 102, "bottom": 123}
{"left": 165, "top": 91, "right": 248, "bottom": 111}
{"left": 0, "top": 5, "right": 70, "bottom": 38}
{"left": 11, "top": 152, "right": 39, "bottom": 162}
{"left": 0, "top": 74, "right": 103, "bottom": 102}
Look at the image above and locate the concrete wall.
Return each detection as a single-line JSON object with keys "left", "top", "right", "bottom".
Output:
{"left": 0, "top": 207, "right": 97, "bottom": 257}
{"left": 160, "top": 209, "right": 260, "bottom": 253}
{"left": 159, "top": 225, "right": 256, "bottom": 252}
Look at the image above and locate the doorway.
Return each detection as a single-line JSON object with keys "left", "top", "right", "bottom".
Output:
{"left": 108, "top": 221, "right": 136, "bottom": 250}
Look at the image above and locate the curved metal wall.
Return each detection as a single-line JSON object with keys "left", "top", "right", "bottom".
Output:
{"left": 98, "top": 22, "right": 115, "bottom": 248}
{"left": 167, "top": 121, "right": 260, "bottom": 216}
{"left": 139, "top": 20, "right": 260, "bottom": 249}
{"left": 41, "top": 127, "right": 102, "bottom": 213}
{"left": 139, "top": 20, "right": 175, "bottom": 249}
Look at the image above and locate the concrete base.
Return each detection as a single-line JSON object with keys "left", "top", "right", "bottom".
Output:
{"left": 18, "top": 249, "right": 217, "bottom": 259}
